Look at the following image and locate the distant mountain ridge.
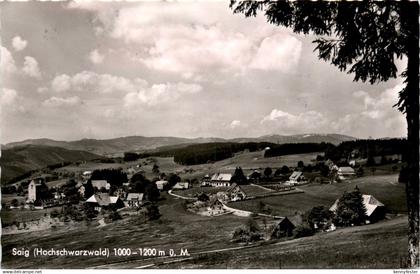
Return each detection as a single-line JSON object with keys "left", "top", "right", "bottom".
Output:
{"left": 3, "top": 134, "right": 356, "bottom": 156}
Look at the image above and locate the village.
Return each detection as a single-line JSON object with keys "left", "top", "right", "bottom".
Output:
{"left": 1, "top": 142, "right": 406, "bottom": 268}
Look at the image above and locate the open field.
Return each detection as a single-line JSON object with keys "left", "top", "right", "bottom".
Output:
{"left": 229, "top": 174, "right": 406, "bottom": 217}
{"left": 172, "top": 184, "right": 275, "bottom": 200}
{"left": 240, "top": 185, "right": 274, "bottom": 196}
{"left": 158, "top": 215, "right": 409, "bottom": 269}
{"left": 137, "top": 151, "right": 320, "bottom": 181}
{"left": 1, "top": 194, "right": 26, "bottom": 205}
{"left": 1, "top": 193, "right": 248, "bottom": 268}
{"left": 1, "top": 207, "right": 63, "bottom": 226}
{"left": 45, "top": 178, "right": 69, "bottom": 188}
{"left": 2, "top": 192, "right": 409, "bottom": 269}
{"left": 172, "top": 186, "right": 230, "bottom": 198}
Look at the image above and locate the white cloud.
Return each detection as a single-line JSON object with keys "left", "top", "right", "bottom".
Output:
{"left": 95, "top": 4, "right": 301, "bottom": 76}
{"left": 332, "top": 83, "right": 407, "bottom": 137}
{"left": 43, "top": 96, "right": 81, "bottom": 107}
{"left": 229, "top": 120, "right": 241, "bottom": 129}
{"left": 0, "top": 88, "right": 18, "bottom": 105}
{"left": 131, "top": 24, "right": 256, "bottom": 75}
{"left": 37, "top": 87, "right": 49, "bottom": 94}
{"left": 50, "top": 71, "right": 148, "bottom": 94}
{"left": 22, "top": 56, "right": 41, "bottom": 79}
{"left": 12, "top": 36, "right": 28, "bottom": 51}
{"left": 261, "top": 109, "right": 328, "bottom": 133}
{"left": 51, "top": 74, "right": 71, "bottom": 92}
{"left": 353, "top": 83, "right": 404, "bottom": 120}
{"left": 249, "top": 33, "right": 302, "bottom": 72}
{"left": 1, "top": 46, "right": 17, "bottom": 74}
{"left": 124, "top": 82, "right": 202, "bottom": 107}
{"left": 89, "top": 49, "right": 104, "bottom": 64}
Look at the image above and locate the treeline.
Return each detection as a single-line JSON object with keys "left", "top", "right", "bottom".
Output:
{"left": 324, "top": 138, "right": 408, "bottom": 162}
{"left": 135, "top": 142, "right": 274, "bottom": 165}
{"left": 90, "top": 169, "right": 128, "bottom": 186}
{"left": 121, "top": 138, "right": 408, "bottom": 167}
{"left": 264, "top": 143, "right": 333, "bottom": 158}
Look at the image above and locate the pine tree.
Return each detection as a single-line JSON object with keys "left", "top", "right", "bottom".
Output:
{"left": 333, "top": 186, "right": 367, "bottom": 226}
{"left": 231, "top": 167, "right": 247, "bottom": 185}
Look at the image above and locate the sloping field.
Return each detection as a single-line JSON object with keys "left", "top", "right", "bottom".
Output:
{"left": 240, "top": 185, "right": 274, "bottom": 196}
{"left": 172, "top": 186, "right": 230, "bottom": 198}
{"left": 159, "top": 215, "right": 409, "bottom": 268}
{"left": 1, "top": 145, "right": 101, "bottom": 184}
{"left": 229, "top": 174, "right": 406, "bottom": 217}
{"left": 1, "top": 193, "right": 247, "bottom": 269}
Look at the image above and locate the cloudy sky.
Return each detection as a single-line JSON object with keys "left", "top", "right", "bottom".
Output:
{"left": 0, "top": 1, "right": 407, "bottom": 144}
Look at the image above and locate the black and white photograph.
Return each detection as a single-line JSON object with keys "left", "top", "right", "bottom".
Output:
{"left": 0, "top": 0, "right": 419, "bottom": 270}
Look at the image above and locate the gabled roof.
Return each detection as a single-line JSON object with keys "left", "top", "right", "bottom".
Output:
{"left": 276, "top": 217, "right": 295, "bottom": 227}
{"left": 226, "top": 183, "right": 239, "bottom": 193}
{"left": 363, "top": 195, "right": 384, "bottom": 216}
{"left": 86, "top": 194, "right": 120, "bottom": 206}
{"left": 338, "top": 166, "right": 355, "bottom": 173}
{"left": 330, "top": 194, "right": 385, "bottom": 217}
{"left": 289, "top": 171, "right": 303, "bottom": 180}
{"left": 126, "top": 193, "right": 144, "bottom": 201}
{"left": 173, "top": 182, "right": 189, "bottom": 189}
{"left": 226, "top": 183, "right": 251, "bottom": 196}
{"left": 156, "top": 180, "right": 168, "bottom": 185}
{"left": 29, "top": 179, "right": 43, "bottom": 186}
{"left": 91, "top": 180, "right": 109, "bottom": 189}
{"left": 211, "top": 173, "right": 232, "bottom": 182}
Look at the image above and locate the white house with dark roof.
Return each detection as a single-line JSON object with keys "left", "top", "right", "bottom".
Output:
{"left": 337, "top": 166, "right": 355, "bottom": 180}
{"left": 173, "top": 182, "right": 190, "bottom": 190}
{"left": 125, "top": 193, "right": 144, "bottom": 208}
{"left": 155, "top": 180, "right": 169, "bottom": 191}
{"left": 86, "top": 193, "right": 124, "bottom": 211}
{"left": 210, "top": 173, "right": 233, "bottom": 187}
{"left": 201, "top": 174, "right": 212, "bottom": 186}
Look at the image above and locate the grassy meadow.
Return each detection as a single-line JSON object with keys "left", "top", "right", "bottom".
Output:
{"left": 228, "top": 174, "right": 407, "bottom": 217}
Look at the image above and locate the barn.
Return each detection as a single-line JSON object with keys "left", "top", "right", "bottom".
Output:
{"left": 210, "top": 173, "right": 233, "bottom": 187}
{"left": 270, "top": 217, "right": 296, "bottom": 238}
{"left": 226, "top": 183, "right": 248, "bottom": 201}
{"left": 330, "top": 194, "right": 386, "bottom": 223}
{"left": 86, "top": 193, "right": 125, "bottom": 212}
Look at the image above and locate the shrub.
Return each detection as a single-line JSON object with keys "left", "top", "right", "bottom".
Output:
{"left": 145, "top": 204, "right": 161, "bottom": 221}
{"left": 307, "top": 206, "right": 332, "bottom": 230}
{"left": 293, "top": 225, "right": 314, "bottom": 238}
{"left": 10, "top": 199, "right": 19, "bottom": 207}
{"left": 84, "top": 205, "right": 98, "bottom": 220}
{"left": 109, "top": 211, "right": 122, "bottom": 221}
{"left": 333, "top": 186, "right": 367, "bottom": 227}
{"left": 50, "top": 209, "right": 61, "bottom": 218}
{"left": 232, "top": 227, "right": 263, "bottom": 243}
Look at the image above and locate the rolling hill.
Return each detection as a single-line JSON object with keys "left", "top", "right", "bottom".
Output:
{"left": 3, "top": 134, "right": 355, "bottom": 156}
{"left": 0, "top": 145, "right": 102, "bottom": 184}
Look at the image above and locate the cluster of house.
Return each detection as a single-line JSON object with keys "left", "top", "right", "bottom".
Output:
{"left": 24, "top": 179, "right": 67, "bottom": 209}
{"left": 325, "top": 160, "right": 356, "bottom": 181}
{"left": 81, "top": 183, "right": 146, "bottom": 212}
{"left": 79, "top": 175, "right": 190, "bottom": 212}
{"left": 200, "top": 170, "right": 309, "bottom": 187}
{"left": 347, "top": 149, "right": 402, "bottom": 167}
{"left": 271, "top": 193, "right": 386, "bottom": 235}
